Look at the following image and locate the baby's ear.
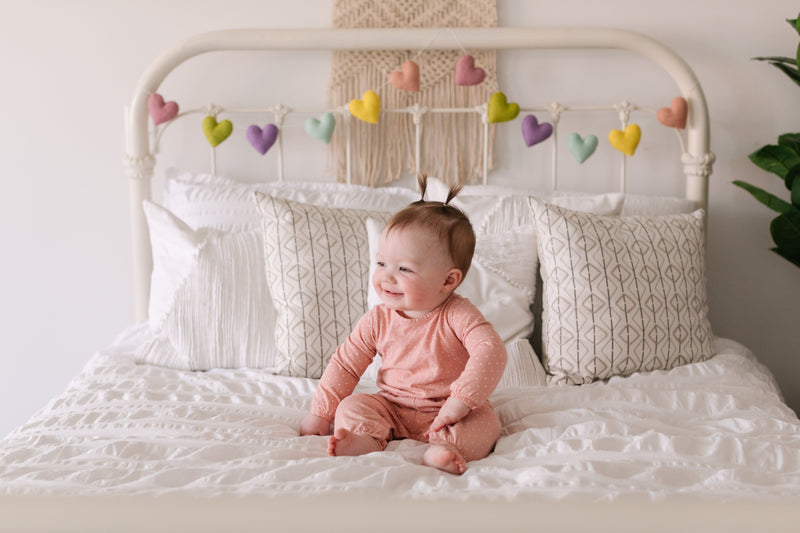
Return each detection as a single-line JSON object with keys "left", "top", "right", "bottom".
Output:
{"left": 442, "top": 268, "right": 463, "bottom": 292}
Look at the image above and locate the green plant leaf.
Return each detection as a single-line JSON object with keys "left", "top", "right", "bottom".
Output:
{"left": 733, "top": 180, "right": 795, "bottom": 214}
{"left": 749, "top": 144, "right": 800, "bottom": 178}
{"left": 778, "top": 133, "right": 800, "bottom": 154}
{"left": 768, "top": 61, "right": 800, "bottom": 87}
{"left": 793, "top": 177, "right": 800, "bottom": 207}
{"left": 789, "top": 16, "right": 800, "bottom": 33}
{"left": 787, "top": 165, "right": 800, "bottom": 191}
{"left": 770, "top": 209, "right": 800, "bottom": 262}
{"left": 771, "top": 247, "right": 800, "bottom": 268}
{"left": 752, "top": 55, "right": 797, "bottom": 64}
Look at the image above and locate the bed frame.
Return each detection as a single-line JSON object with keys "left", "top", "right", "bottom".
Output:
{"left": 123, "top": 27, "right": 715, "bottom": 321}
{"left": 10, "top": 26, "right": 784, "bottom": 533}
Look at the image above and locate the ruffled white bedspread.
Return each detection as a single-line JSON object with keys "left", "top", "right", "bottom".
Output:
{"left": 1, "top": 324, "right": 799, "bottom": 501}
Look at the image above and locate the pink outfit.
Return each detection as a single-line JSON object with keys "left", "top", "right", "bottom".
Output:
{"left": 311, "top": 294, "right": 507, "bottom": 462}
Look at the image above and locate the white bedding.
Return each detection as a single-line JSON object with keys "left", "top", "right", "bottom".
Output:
{"left": 1, "top": 324, "right": 799, "bottom": 501}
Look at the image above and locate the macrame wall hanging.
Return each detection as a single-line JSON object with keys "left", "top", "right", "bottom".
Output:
{"left": 327, "top": 0, "right": 498, "bottom": 186}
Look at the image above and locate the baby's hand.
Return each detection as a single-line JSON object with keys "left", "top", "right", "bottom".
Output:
{"left": 300, "top": 413, "right": 332, "bottom": 436}
{"left": 427, "top": 397, "right": 471, "bottom": 436}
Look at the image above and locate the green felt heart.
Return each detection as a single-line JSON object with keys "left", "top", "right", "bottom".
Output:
{"left": 488, "top": 92, "right": 520, "bottom": 124}
{"left": 202, "top": 116, "right": 233, "bottom": 147}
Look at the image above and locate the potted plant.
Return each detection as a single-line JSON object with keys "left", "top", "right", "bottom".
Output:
{"left": 733, "top": 14, "right": 800, "bottom": 268}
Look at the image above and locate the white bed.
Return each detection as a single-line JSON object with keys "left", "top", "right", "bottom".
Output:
{"left": 1, "top": 26, "right": 799, "bottom": 532}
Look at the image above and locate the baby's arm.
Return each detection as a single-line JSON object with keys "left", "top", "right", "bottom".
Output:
{"left": 427, "top": 396, "right": 471, "bottom": 435}
{"left": 303, "top": 311, "right": 377, "bottom": 433}
{"left": 447, "top": 302, "right": 508, "bottom": 410}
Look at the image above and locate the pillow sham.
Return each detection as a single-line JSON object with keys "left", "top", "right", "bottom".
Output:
{"left": 529, "top": 198, "right": 714, "bottom": 385}
{"left": 137, "top": 201, "right": 274, "bottom": 370}
{"left": 253, "top": 193, "right": 393, "bottom": 378}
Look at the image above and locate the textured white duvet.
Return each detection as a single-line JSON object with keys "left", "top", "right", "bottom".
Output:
{"left": 1, "top": 324, "right": 799, "bottom": 501}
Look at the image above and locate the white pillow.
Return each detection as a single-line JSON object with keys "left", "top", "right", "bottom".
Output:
{"left": 163, "top": 168, "right": 419, "bottom": 232}
{"left": 529, "top": 198, "right": 715, "bottom": 385}
{"left": 140, "top": 170, "right": 418, "bottom": 371}
{"left": 253, "top": 193, "right": 393, "bottom": 378}
{"left": 137, "top": 201, "right": 274, "bottom": 370}
{"left": 424, "top": 176, "right": 625, "bottom": 234}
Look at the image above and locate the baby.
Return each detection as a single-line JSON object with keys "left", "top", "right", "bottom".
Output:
{"left": 300, "top": 174, "right": 507, "bottom": 475}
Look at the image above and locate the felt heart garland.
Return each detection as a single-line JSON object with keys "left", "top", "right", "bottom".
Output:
{"left": 389, "top": 60, "right": 420, "bottom": 92}
{"left": 349, "top": 90, "right": 381, "bottom": 124}
{"left": 657, "top": 96, "right": 688, "bottom": 129}
{"left": 202, "top": 116, "right": 233, "bottom": 147}
{"left": 609, "top": 124, "right": 641, "bottom": 156}
{"left": 305, "top": 113, "right": 336, "bottom": 144}
{"left": 148, "top": 93, "right": 179, "bottom": 125}
{"left": 521, "top": 115, "right": 553, "bottom": 147}
{"left": 488, "top": 92, "right": 520, "bottom": 124}
{"left": 246, "top": 124, "right": 279, "bottom": 155}
{"left": 568, "top": 133, "right": 598, "bottom": 163}
{"left": 454, "top": 54, "right": 486, "bottom": 86}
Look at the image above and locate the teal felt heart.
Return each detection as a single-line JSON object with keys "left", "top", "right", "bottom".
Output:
{"left": 567, "top": 133, "right": 598, "bottom": 164}
{"left": 305, "top": 113, "right": 336, "bottom": 144}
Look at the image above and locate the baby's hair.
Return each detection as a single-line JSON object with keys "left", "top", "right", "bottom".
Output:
{"left": 384, "top": 174, "right": 475, "bottom": 279}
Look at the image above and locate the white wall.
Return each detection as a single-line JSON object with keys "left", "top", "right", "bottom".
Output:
{"left": 1, "top": 0, "right": 798, "bottom": 438}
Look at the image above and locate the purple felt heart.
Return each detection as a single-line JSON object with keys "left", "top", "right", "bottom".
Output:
{"left": 246, "top": 124, "right": 279, "bottom": 155}
{"left": 521, "top": 115, "right": 553, "bottom": 147}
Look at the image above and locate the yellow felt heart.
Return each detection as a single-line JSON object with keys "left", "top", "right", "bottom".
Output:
{"left": 487, "top": 92, "right": 520, "bottom": 124}
{"left": 202, "top": 116, "right": 233, "bottom": 147}
{"left": 608, "top": 124, "right": 641, "bottom": 156}
{"left": 349, "top": 90, "right": 381, "bottom": 124}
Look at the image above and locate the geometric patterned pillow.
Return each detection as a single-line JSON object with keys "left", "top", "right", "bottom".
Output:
{"left": 253, "top": 192, "right": 391, "bottom": 378}
{"left": 529, "top": 198, "right": 714, "bottom": 385}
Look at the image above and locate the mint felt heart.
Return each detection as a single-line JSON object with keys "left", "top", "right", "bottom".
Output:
{"left": 202, "top": 116, "right": 233, "bottom": 147}
{"left": 567, "top": 133, "right": 598, "bottom": 163}
{"left": 246, "top": 124, "right": 279, "bottom": 155}
{"left": 521, "top": 115, "right": 552, "bottom": 147}
{"left": 305, "top": 113, "right": 336, "bottom": 144}
{"left": 148, "top": 93, "right": 179, "bottom": 125}
{"left": 488, "top": 92, "right": 519, "bottom": 124}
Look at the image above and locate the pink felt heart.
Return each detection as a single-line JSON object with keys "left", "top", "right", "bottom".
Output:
{"left": 454, "top": 54, "right": 486, "bottom": 86}
{"left": 389, "top": 60, "right": 420, "bottom": 92}
{"left": 521, "top": 115, "right": 553, "bottom": 147}
{"left": 246, "top": 124, "right": 279, "bottom": 155}
{"left": 148, "top": 93, "right": 179, "bottom": 125}
{"left": 657, "top": 97, "right": 688, "bottom": 129}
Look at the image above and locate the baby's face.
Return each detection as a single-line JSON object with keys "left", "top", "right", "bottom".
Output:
{"left": 372, "top": 225, "right": 459, "bottom": 319}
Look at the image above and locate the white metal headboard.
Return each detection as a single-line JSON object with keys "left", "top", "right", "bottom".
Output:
{"left": 124, "top": 27, "right": 714, "bottom": 321}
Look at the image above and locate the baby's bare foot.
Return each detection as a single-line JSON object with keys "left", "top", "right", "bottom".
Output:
{"left": 422, "top": 444, "right": 467, "bottom": 475}
{"left": 328, "top": 428, "right": 381, "bottom": 457}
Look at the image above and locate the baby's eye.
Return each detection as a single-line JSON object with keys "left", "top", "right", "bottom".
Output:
{"left": 376, "top": 261, "right": 385, "bottom": 268}
{"left": 399, "top": 266, "right": 412, "bottom": 273}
